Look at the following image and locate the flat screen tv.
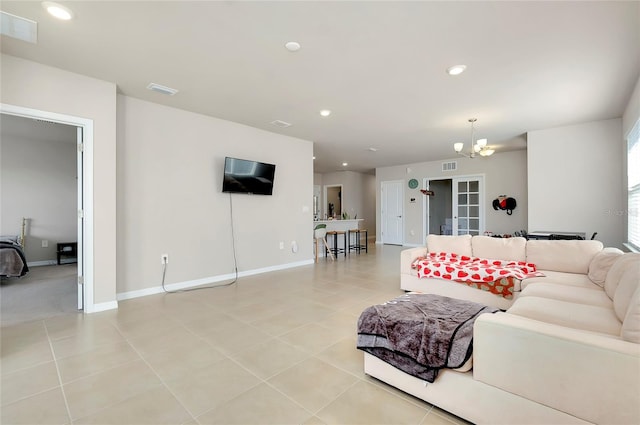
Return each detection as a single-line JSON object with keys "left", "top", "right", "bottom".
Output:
{"left": 222, "top": 157, "right": 276, "bottom": 195}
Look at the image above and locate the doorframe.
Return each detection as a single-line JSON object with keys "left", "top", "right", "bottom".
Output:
{"left": 323, "top": 184, "right": 343, "bottom": 219}
{"left": 1, "top": 103, "right": 95, "bottom": 313}
{"left": 452, "top": 174, "right": 485, "bottom": 236}
{"left": 422, "top": 176, "right": 450, "bottom": 242}
{"left": 422, "top": 174, "right": 485, "bottom": 242}
{"left": 380, "top": 180, "right": 404, "bottom": 245}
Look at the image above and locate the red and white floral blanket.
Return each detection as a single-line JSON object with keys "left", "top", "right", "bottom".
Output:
{"left": 411, "top": 252, "right": 544, "bottom": 299}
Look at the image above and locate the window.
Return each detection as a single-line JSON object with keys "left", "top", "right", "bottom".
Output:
{"left": 628, "top": 120, "right": 640, "bottom": 251}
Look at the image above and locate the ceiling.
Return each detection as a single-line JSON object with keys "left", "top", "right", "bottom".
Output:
{"left": 1, "top": 1, "right": 638, "bottom": 174}
{"left": 1, "top": 114, "right": 77, "bottom": 144}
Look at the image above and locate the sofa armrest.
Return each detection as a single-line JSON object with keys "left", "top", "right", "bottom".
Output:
{"left": 400, "top": 246, "right": 428, "bottom": 275}
{"left": 474, "top": 313, "right": 640, "bottom": 425}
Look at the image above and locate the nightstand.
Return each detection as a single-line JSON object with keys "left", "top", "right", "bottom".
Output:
{"left": 57, "top": 242, "right": 77, "bottom": 265}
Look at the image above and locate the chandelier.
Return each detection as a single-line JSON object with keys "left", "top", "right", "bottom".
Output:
{"left": 454, "top": 118, "right": 494, "bottom": 158}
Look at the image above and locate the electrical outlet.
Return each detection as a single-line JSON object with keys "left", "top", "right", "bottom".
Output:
{"left": 161, "top": 254, "right": 169, "bottom": 264}
{"left": 279, "top": 242, "right": 284, "bottom": 250}
{"left": 42, "top": 240, "right": 48, "bottom": 248}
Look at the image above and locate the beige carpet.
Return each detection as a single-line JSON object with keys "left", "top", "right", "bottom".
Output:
{"left": 1, "top": 263, "right": 79, "bottom": 327}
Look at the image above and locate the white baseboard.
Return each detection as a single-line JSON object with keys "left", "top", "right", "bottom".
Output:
{"left": 375, "top": 240, "right": 413, "bottom": 246}
{"left": 27, "top": 260, "right": 77, "bottom": 267}
{"left": 116, "top": 259, "right": 315, "bottom": 302}
{"left": 403, "top": 243, "right": 422, "bottom": 248}
{"left": 27, "top": 260, "right": 57, "bottom": 267}
{"left": 86, "top": 300, "right": 118, "bottom": 313}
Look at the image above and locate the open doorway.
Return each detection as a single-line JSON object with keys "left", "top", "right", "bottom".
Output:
{"left": 1, "top": 108, "right": 90, "bottom": 325}
{"left": 427, "top": 179, "right": 453, "bottom": 235}
{"left": 324, "top": 184, "right": 342, "bottom": 219}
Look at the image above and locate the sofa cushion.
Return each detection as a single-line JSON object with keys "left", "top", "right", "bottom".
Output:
{"left": 507, "top": 296, "right": 621, "bottom": 336}
{"left": 520, "top": 282, "right": 612, "bottom": 308}
{"left": 426, "top": 234, "right": 472, "bottom": 257}
{"left": 588, "top": 247, "right": 624, "bottom": 287}
{"left": 471, "top": 236, "right": 526, "bottom": 262}
{"left": 613, "top": 261, "right": 640, "bottom": 322}
{"left": 521, "top": 271, "right": 600, "bottom": 291}
{"left": 526, "top": 240, "right": 603, "bottom": 274}
{"left": 622, "top": 285, "right": 640, "bottom": 343}
{"left": 605, "top": 253, "right": 640, "bottom": 300}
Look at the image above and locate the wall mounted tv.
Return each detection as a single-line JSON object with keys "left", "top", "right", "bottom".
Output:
{"left": 222, "top": 157, "right": 276, "bottom": 195}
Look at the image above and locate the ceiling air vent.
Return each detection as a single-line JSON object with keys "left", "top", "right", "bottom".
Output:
{"left": 1, "top": 11, "right": 37, "bottom": 44}
{"left": 442, "top": 161, "right": 457, "bottom": 172}
{"left": 146, "top": 83, "right": 178, "bottom": 96}
{"left": 270, "top": 120, "right": 292, "bottom": 128}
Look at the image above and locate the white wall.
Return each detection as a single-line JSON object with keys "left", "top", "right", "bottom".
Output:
{"left": 116, "top": 96, "right": 314, "bottom": 293}
{"left": 1, "top": 54, "right": 315, "bottom": 305}
{"left": 527, "top": 118, "right": 624, "bottom": 248}
{"left": 320, "top": 170, "right": 376, "bottom": 236}
{"left": 1, "top": 54, "right": 117, "bottom": 306}
{"left": 623, "top": 76, "right": 640, "bottom": 139}
{"left": 376, "top": 150, "right": 528, "bottom": 245}
{"left": 0, "top": 117, "right": 77, "bottom": 262}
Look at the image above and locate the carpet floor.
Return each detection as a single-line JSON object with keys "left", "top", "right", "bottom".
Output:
{"left": 1, "top": 263, "right": 78, "bottom": 327}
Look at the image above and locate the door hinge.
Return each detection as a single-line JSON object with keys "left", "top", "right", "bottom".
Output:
{"left": 77, "top": 142, "right": 84, "bottom": 152}
{"left": 78, "top": 209, "right": 84, "bottom": 219}
{"left": 78, "top": 276, "right": 84, "bottom": 285}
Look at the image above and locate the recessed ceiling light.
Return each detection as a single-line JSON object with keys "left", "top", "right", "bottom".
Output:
{"left": 285, "top": 41, "right": 301, "bottom": 52}
{"left": 342, "top": 162, "right": 348, "bottom": 167}
{"left": 446, "top": 65, "right": 466, "bottom": 76}
{"left": 368, "top": 147, "right": 378, "bottom": 152}
{"left": 320, "top": 109, "right": 331, "bottom": 117}
{"left": 42, "top": 2, "right": 74, "bottom": 20}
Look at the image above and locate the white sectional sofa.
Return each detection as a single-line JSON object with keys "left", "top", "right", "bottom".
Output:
{"left": 364, "top": 234, "right": 640, "bottom": 424}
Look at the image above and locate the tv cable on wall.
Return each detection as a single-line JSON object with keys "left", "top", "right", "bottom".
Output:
{"left": 161, "top": 193, "right": 239, "bottom": 293}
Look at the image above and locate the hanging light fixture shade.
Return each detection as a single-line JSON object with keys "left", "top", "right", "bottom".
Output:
{"left": 453, "top": 119, "right": 494, "bottom": 158}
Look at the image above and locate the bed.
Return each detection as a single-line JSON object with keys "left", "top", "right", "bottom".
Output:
{"left": 1, "top": 235, "right": 29, "bottom": 278}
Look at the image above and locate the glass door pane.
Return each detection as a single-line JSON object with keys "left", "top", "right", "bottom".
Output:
{"left": 453, "top": 176, "right": 483, "bottom": 235}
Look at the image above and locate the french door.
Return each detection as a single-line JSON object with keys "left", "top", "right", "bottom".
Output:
{"left": 453, "top": 176, "right": 484, "bottom": 236}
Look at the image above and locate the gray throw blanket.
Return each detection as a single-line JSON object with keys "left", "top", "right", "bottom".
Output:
{"left": 357, "top": 293, "right": 498, "bottom": 382}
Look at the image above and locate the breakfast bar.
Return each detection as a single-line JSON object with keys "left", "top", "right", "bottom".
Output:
{"left": 313, "top": 219, "right": 364, "bottom": 257}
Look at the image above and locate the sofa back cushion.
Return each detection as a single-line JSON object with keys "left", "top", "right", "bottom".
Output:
{"left": 472, "top": 236, "right": 526, "bottom": 261}
{"left": 426, "top": 234, "right": 472, "bottom": 257}
{"left": 604, "top": 253, "right": 640, "bottom": 299}
{"left": 613, "top": 263, "right": 640, "bottom": 321}
{"left": 588, "top": 247, "right": 624, "bottom": 287}
{"left": 622, "top": 285, "right": 640, "bottom": 343}
{"left": 526, "top": 240, "right": 603, "bottom": 274}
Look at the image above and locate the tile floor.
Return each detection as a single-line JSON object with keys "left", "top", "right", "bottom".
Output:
{"left": 1, "top": 244, "right": 471, "bottom": 425}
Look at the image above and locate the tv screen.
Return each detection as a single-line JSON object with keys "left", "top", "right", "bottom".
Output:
{"left": 222, "top": 157, "right": 276, "bottom": 195}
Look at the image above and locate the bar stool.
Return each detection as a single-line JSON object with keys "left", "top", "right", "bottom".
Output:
{"left": 314, "top": 224, "right": 334, "bottom": 262}
{"left": 348, "top": 229, "right": 368, "bottom": 254}
{"left": 326, "top": 230, "right": 347, "bottom": 257}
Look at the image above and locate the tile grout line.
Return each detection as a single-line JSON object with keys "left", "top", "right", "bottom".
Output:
{"left": 114, "top": 322, "right": 201, "bottom": 424}
{"left": 43, "top": 319, "right": 74, "bottom": 424}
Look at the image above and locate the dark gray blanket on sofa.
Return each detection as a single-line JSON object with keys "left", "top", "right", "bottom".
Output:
{"left": 357, "top": 293, "right": 498, "bottom": 382}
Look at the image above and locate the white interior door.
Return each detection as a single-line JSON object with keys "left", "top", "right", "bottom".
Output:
{"left": 76, "top": 127, "right": 84, "bottom": 310}
{"left": 381, "top": 180, "right": 403, "bottom": 245}
{"left": 453, "top": 176, "right": 484, "bottom": 235}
